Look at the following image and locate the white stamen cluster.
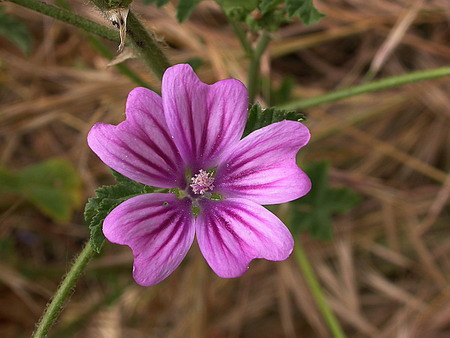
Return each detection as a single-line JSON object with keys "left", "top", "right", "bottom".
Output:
{"left": 190, "top": 169, "right": 215, "bottom": 195}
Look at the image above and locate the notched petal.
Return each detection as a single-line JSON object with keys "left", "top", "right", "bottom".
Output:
{"left": 87, "top": 88, "right": 184, "bottom": 189}
{"left": 103, "top": 193, "right": 194, "bottom": 286}
{"left": 162, "top": 64, "right": 248, "bottom": 170}
{"left": 195, "top": 198, "right": 294, "bottom": 278}
{"left": 214, "top": 120, "right": 311, "bottom": 205}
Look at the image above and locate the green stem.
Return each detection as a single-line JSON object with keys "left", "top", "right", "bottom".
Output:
{"left": 54, "top": 0, "right": 151, "bottom": 88}
{"left": 229, "top": 20, "right": 253, "bottom": 57}
{"left": 295, "top": 241, "right": 346, "bottom": 338}
{"left": 53, "top": 287, "right": 124, "bottom": 336}
{"left": 89, "top": 0, "right": 171, "bottom": 80}
{"left": 32, "top": 242, "right": 95, "bottom": 338}
{"left": 248, "top": 32, "right": 271, "bottom": 104}
{"left": 6, "top": 0, "right": 119, "bottom": 43}
{"left": 281, "top": 67, "right": 450, "bottom": 110}
{"left": 8, "top": 0, "right": 170, "bottom": 81}
{"left": 126, "top": 11, "right": 171, "bottom": 80}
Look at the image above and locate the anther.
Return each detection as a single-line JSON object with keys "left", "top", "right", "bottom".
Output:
{"left": 190, "top": 169, "right": 215, "bottom": 195}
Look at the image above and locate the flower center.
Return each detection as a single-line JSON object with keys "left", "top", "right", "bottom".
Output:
{"left": 190, "top": 169, "right": 215, "bottom": 195}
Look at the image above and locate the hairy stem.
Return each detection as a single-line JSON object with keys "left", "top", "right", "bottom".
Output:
{"left": 295, "top": 241, "right": 346, "bottom": 338}
{"left": 126, "top": 11, "right": 171, "bottom": 80}
{"left": 229, "top": 20, "right": 254, "bottom": 57}
{"left": 8, "top": 0, "right": 171, "bottom": 80}
{"left": 6, "top": 0, "right": 119, "bottom": 42}
{"left": 89, "top": 0, "right": 171, "bottom": 80}
{"left": 248, "top": 32, "right": 271, "bottom": 104}
{"left": 54, "top": 0, "right": 151, "bottom": 88}
{"left": 32, "top": 242, "right": 95, "bottom": 338}
{"left": 281, "top": 67, "right": 450, "bottom": 110}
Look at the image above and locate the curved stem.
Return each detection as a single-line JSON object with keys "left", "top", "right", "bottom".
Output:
{"left": 294, "top": 241, "right": 346, "bottom": 338}
{"left": 33, "top": 242, "right": 95, "bottom": 338}
{"left": 281, "top": 67, "right": 450, "bottom": 110}
{"left": 7, "top": 0, "right": 171, "bottom": 81}
{"left": 229, "top": 20, "right": 254, "bottom": 58}
{"left": 89, "top": 0, "right": 171, "bottom": 80}
{"left": 248, "top": 32, "right": 271, "bottom": 104}
{"left": 126, "top": 11, "right": 171, "bottom": 80}
{"left": 6, "top": 0, "right": 119, "bottom": 42}
{"left": 53, "top": 0, "right": 152, "bottom": 88}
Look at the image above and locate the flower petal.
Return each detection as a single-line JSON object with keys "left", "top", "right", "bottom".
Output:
{"left": 214, "top": 121, "right": 311, "bottom": 205}
{"left": 162, "top": 64, "right": 248, "bottom": 171}
{"left": 88, "top": 87, "right": 184, "bottom": 189}
{"left": 196, "top": 198, "right": 294, "bottom": 278}
{"left": 103, "top": 193, "right": 194, "bottom": 286}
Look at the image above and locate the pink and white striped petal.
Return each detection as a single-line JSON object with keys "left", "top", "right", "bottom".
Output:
{"left": 162, "top": 64, "right": 248, "bottom": 171}
{"left": 195, "top": 198, "right": 294, "bottom": 278}
{"left": 103, "top": 193, "right": 195, "bottom": 286}
{"left": 214, "top": 121, "right": 311, "bottom": 205}
{"left": 88, "top": 87, "right": 184, "bottom": 189}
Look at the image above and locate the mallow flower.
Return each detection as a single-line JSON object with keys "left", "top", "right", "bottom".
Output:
{"left": 87, "top": 64, "right": 311, "bottom": 286}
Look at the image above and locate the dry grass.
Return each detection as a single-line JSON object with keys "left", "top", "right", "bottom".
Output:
{"left": 1, "top": 0, "right": 449, "bottom": 337}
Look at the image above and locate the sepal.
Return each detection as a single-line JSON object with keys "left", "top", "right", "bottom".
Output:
{"left": 244, "top": 103, "right": 306, "bottom": 136}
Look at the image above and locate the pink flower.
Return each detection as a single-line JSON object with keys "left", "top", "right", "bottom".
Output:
{"left": 87, "top": 64, "right": 311, "bottom": 286}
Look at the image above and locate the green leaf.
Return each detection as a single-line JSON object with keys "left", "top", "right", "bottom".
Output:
{"left": 0, "top": 7, "right": 32, "bottom": 54}
{"left": 270, "top": 76, "right": 295, "bottom": 105}
{"left": 84, "top": 195, "right": 101, "bottom": 227}
{"left": 110, "top": 170, "right": 144, "bottom": 190}
{"left": 85, "top": 170, "right": 168, "bottom": 253}
{"left": 0, "top": 167, "right": 20, "bottom": 194}
{"left": 259, "top": 0, "right": 282, "bottom": 15}
{"left": 217, "top": 0, "right": 259, "bottom": 15}
{"left": 244, "top": 103, "right": 306, "bottom": 136}
{"left": 0, "top": 159, "right": 82, "bottom": 222}
{"left": 286, "top": 0, "right": 325, "bottom": 25}
{"left": 177, "top": 0, "right": 201, "bottom": 22}
{"left": 291, "top": 162, "right": 361, "bottom": 240}
{"left": 85, "top": 186, "right": 143, "bottom": 253}
{"left": 20, "top": 159, "right": 82, "bottom": 221}
{"left": 325, "top": 188, "right": 362, "bottom": 214}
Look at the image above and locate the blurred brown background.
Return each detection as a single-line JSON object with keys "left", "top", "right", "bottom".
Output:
{"left": 1, "top": 0, "right": 449, "bottom": 337}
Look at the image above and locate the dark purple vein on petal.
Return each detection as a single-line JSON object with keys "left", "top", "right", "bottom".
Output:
{"left": 101, "top": 145, "right": 169, "bottom": 183}
{"left": 113, "top": 138, "right": 173, "bottom": 177}
{"left": 148, "top": 214, "right": 187, "bottom": 259}
{"left": 145, "top": 112, "right": 183, "bottom": 163}
{"left": 133, "top": 124, "right": 178, "bottom": 171}
{"left": 198, "top": 95, "right": 212, "bottom": 161}
{"left": 209, "top": 103, "right": 227, "bottom": 161}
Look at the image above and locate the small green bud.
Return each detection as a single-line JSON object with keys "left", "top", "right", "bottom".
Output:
{"left": 174, "top": 188, "right": 187, "bottom": 199}
{"left": 192, "top": 205, "right": 201, "bottom": 216}
{"left": 211, "top": 193, "right": 224, "bottom": 200}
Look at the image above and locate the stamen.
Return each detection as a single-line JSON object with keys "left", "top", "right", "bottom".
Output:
{"left": 190, "top": 169, "right": 215, "bottom": 195}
